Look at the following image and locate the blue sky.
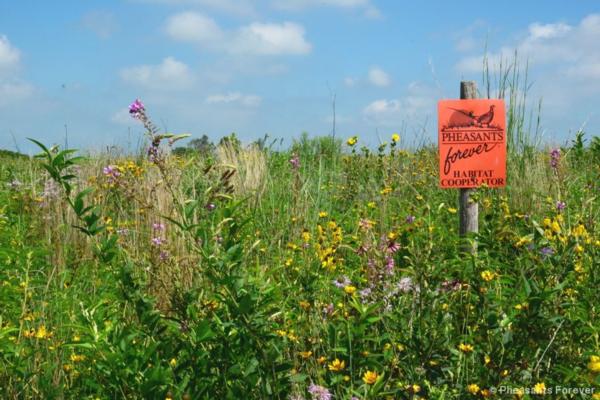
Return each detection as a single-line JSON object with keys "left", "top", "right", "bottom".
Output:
{"left": 1, "top": 1, "right": 598, "bottom": 152}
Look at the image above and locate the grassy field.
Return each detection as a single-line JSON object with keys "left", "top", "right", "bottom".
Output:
{"left": 0, "top": 103, "right": 599, "bottom": 399}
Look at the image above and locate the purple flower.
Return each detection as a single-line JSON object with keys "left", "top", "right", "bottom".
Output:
{"left": 384, "top": 256, "right": 395, "bottom": 274}
{"left": 159, "top": 250, "right": 170, "bottom": 261}
{"left": 550, "top": 148, "right": 560, "bottom": 170}
{"left": 322, "top": 303, "right": 334, "bottom": 317}
{"left": 307, "top": 383, "right": 332, "bottom": 400}
{"left": 398, "top": 277, "right": 419, "bottom": 293}
{"left": 355, "top": 244, "right": 369, "bottom": 255}
{"left": 540, "top": 247, "right": 554, "bottom": 257}
{"left": 152, "top": 222, "right": 165, "bottom": 231}
{"left": 405, "top": 215, "right": 415, "bottom": 224}
{"left": 151, "top": 237, "right": 165, "bottom": 246}
{"left": 359, "top": 287, "right": 372, "bottom": 300}
{"left": 556, "top": 201, "right": 566, "bottom": 211}
{"left": 103, "top": 165, "right": 121, "bottom": 183}
{"left": 333, "top": 275, "right": 351, "bottom": 288}
{"left": 440, "top": 279, "right": 462, "bottom": 292}
{"left": 386, "top": 241, "right": 401, "bottom": 254}
{"left": 289, "top": 153, "right": 300, "bottom": 170}
{"left": 129, "top": 99, "right": 145, "bottom": 119}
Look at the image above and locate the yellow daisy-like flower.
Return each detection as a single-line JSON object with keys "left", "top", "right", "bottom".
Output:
{"left": 344, "top": 285, "right": 357, "bottom": 295}
{"left": 35, "top": 325, "right": 50, "bottom": 340}
{"left": 328, "top": 358, "right": 345, "bottom": 372}
{"left": 533, "top": 382, "right": 546, "bottom": 394}
{"left": 347, "top": 136, "right": 358, "bottom": 146}
{"left": 458, "top": 343, "right": 474, "bottom": 353}
{"left": 588, "top": 355, "right": 600, "bottom": 372}
{"left": 480, "top": 270, "right": 497, "bottom": 282}
{"left": 318, "top": 211, "right": 328, "bottom": 218}
{"left": 467, "top": 384, "right": 480, "bottom": 394}
{"left": 391, "top": 133, "right": 400, "bottom": 142}
{"left": 447, "top": 207, "right": 457, "bottom": 214}
{"left": 169, "top": 358, "right": 177, "bottom": 367}
{"left": 298, "top": 351, "right": 313, "bottom": 359}
{"left": 362, "top": 370, "right": 379, "bottom": 384}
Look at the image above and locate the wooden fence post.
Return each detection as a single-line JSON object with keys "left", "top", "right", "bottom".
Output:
{"left": 459, "top": 81, "right": 478, "bottom": 253}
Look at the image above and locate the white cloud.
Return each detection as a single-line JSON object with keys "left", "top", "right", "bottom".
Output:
{"left": 120, "top": 57, "right": 195, "bottom": 90}
{"left": 274, "top": 0, "right": 370, "bottom": 10}
{"left": 0, "top": 81, "right": 34, "bottom": 106}
{"left": 81, "top": 10, "right": 118, "bottom": 39}
{"left": 133, "top": 0, "right": 257, "bottom": 17}
{"left": 165, "top": 12, "right": 312, "bottom": 55}
{"left": 344, "top": 77, "right": 356, "bottom": 87}
{"left": 456, "top": 14, "right": 600, "bottom": 74}
{"left": 363, "top": 82, "right": 437, "bottom": 126}
{"left": 232, "top": 22, "right": 311, "bottom": 55}
{"left": 368, "top": 66, "right": 391, "bottom": 87}
{"left": 0, "top": 35, "right": 21, "bottom": 72}
{"left": 111, "top": 108, "right": 133, "bottom": 125}
{"left": 165, "top": 12, "right": 224, "bottom": 42}
{"left": 206, "top": 92, "right": 262, "bottom": 107}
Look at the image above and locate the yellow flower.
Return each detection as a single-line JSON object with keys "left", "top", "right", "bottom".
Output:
{"left": 447, "top": 207, "right": 457, "bottom": 214}
{"left": 169, "top": 358, "right": 177, "bottom": 367}
{"left": 574, "top": 244, "right": 584, "bottom": 254}
{"left": 533, "top": 382, "right": 546, "bottom": 394}
{"left": 480, "top": 270, "right": 496, "bottom": 282}
{"left": 299, "top": 351, "right": 313, "bottom": 359}
{"left": 317, "top": 356, "right": 327, "bottom": 364}
{"left": 276, "top": 330, "right": 287, "bottom": 337}
{"left": 35, "top": 325, "right": 50, "bottom": 340}
{"left": 362, "top": 370, "right": 379, "bottom": 384}
{"left": 391, "top": 133, "right": 400, "bottom": 142}
{"left": 484, "top": 355, "right": 491, "bottom": 365}
{"left": 70, "top": 354, "right": 86, "bottom": 363}
{"left": 319, "top": 211, "right": 328, "bottom": 218}
{"left": 347, "top": 136, "right": 358, "bottom": 146}
{"left": 302, "top": 230, "right": 311, "bottom": 243}
{"left": 408, "top": 384, "right": 421, "bottom": 394}
{"left": 467, "top": 384, "right": 480, "bottom": 394}
{"left": 344, "top": 285, "right": 357, "bottom": 295}
{"left": 458, "top": 343, "right": 474, "bottom": 353}
{"left": 299, "top": 300, "right": 311, "bottom": 310}
{"left": 588, "top": 355, "right": 600, "bottom": 372}
{"left": 380, "top": 187, "right": 392, "bottom": 195}
{"left": 367, "top": 201, "right": 376, "bottom": 209}
{"left": 328, "top": 358, "right": 345, "bottom": 372}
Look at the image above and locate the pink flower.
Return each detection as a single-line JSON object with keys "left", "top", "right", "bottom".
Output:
{"left": 129, "top": 99, "right": 145, "bottom": 119}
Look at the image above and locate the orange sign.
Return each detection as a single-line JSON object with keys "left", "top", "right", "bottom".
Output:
{"left": 438, "top": 99, "right": 506, "bottom": 188}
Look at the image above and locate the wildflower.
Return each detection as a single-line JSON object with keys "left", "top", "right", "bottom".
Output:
{"left": 299, "top": 351, "right": 312, "bottom": 359}
{"left": 391, "top": 133, "right": 400, "bottom": 142}
{"left": 70, "top": 353, "right": 85, "bottom": 362}
{"left": 129, "top": 99, "right": 145, "bottom": 119}
{"left": 318, "top": 211, "right": 328, "bottom": 218}
{"left": 307, "top": 383, "right": 332, "bottom": 400}
{"left": 362, "top": 370, "right": 379, "bottom": 384}
{"left": 367, "top": 201, "right": 376, "bottom": 209}
{"left": 447, "top": 207, "right": 457, "bottom": 214}
{"left": 480, "top": 270, "right": 496, "bottom": 282}
{"left": 407, "top": 384, "right": 421, "bottom": 394}
{"left": 159, "top": 251, "right": 170, "bottom": 261}
{"left": 386, "top": 241, "right": 401, "bottom": 254}
{"left": 152, "top": 222, "right": 165, "bottom": 231}
{"left": 333, "top": 276, "right": 351, "bottom": 288}
{"left": 405, "top": 215, "right": 416, "bottom": 224}
{"left": 556, "top": 201, "right": 566, "bottom": 211}
{"left": 533, "top": 382, "right": 546, "bottom": 395}
{"left": 35, "top": 325, "right": 50, "bottom": 340}
{"left": 151, "top": 237, "right": 165, "bottom": 246}
{"left": 289, "top": 153, "right": 300, "bottom": 169}
{"left": 302, "top": 230, "right": 311, "bottom": 243}
{"left": 467, "top": 384, "right": 480, "bottom": 395}
{"left": 458, "top": 343, "right": 474, "bottom": 353}
{"left": 398, "top": 277, "right": 418, "bottom": 293}
{"left": 346, "top": 136, "right": 358, "bottom": 146}
{"left": 380, "top": 187, "right": 392, "bottom": 195}
{"left": 328, "top": 358, "right": 345, "bottom": 372}
{"left": 205, "top": 203, "right": 216, "bottom": 211}
{"left": 344, "top": 285, "right": 357, "bottom": 295}
{"left": 381, "top": 257, "right": 393, "bottom": 275}
{"left": 550, "top": 148, "right": 560, "bottom": 169}
{"left": 440, "top": 279, "right": 462, "bottom": 292}
{"left": 540, "top": 247, "right": 554, "bottom": 257}
{"left": 588, "top": 355, "right": 600, "bottom": 372}
{"left": 322, "top": 303, "right": 334, "bottom": 317}
{"left": 299, "top": 300, "right": 311, "bottom": 310}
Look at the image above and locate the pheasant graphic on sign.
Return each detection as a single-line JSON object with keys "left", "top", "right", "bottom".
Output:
{"left": 438, "top": 99, "right": 506, "bottom": 188}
